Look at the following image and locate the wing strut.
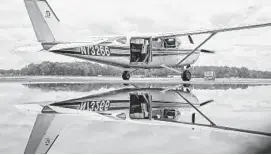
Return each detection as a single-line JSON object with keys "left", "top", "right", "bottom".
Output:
{"left": 175, "top": 90, "right": 216, "bottom": 126}
{"left": 175, "top": 91, "right": 271, "bottom": 137}
{"left": 176, "top": 32, "right": 217, "bottom": 66}
{"left": 161, "top": 83, "right": 185, "bottom": 93}
{"left": 160, "top": 64, "right": 183, "bottom": 74}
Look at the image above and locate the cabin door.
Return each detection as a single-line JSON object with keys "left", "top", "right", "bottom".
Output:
{"left": 130, "top": 37, "right": 153, "bottom": 65}
{"left": 129, "top": 93, "right": 152, "bottom": 120}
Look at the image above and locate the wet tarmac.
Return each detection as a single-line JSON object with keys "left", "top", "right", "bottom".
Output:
{"left": 1, "top": 76, "right": 271, "bottom": 85}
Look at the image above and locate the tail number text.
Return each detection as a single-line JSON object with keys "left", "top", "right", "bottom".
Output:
{"left": 80, "top": 46, "right": 110, "bottom": 56}
{"left": 78, "top": 100, "right": 110, "bottom": 111}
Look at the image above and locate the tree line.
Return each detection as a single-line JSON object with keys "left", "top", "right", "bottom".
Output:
{"left": 25, "top": 83, "right": 256, "bottom": 92}
{"left": 1, "top": 61, "right": 271, "bottom": 78}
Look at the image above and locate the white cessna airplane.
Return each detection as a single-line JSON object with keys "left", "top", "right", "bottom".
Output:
{"left": 24, "top": 0, "right": 271, "bottom": 81}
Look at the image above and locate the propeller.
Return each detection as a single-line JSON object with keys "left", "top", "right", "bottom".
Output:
{"left": 188, "top": 35, "right": 215, "bottom": 54}
{"left": 188, "top": 35, "right": 194, "bottom": 44}
{"left": 200, "top": 100, "right": 214, "bottom": 107}
{"left": 176, "top": 33, "right": 216, "bottom": 66}
{"left": 200, "top": 49, "right": 215, "bottom": 53}
{"left": 192, "top": 113, "right": 195, "bottom": 124}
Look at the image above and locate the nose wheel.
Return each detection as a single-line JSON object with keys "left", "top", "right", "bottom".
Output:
{"left": 122, "top": 71, "right": 130, "bottom": 80}
{"left": 182, "top": 70, "right": 192, "bottom": 81}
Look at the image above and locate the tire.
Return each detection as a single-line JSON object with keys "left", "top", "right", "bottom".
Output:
{"left": 182, "top": 70, "right": 192, "bottom": 81}
{"left": 122, "top": 71, "right": 130, "bottom": 80}
{"left": 183, "top": 84, "right": 191, "bottom": 88}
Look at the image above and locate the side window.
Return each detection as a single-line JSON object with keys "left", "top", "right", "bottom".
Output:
{"left": 116, "top": 37, "right": 127, "bottom": 44}
{"left": 164, "top": 38, "right": 176, "bottom": 48}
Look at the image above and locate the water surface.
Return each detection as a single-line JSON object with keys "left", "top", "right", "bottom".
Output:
{"left": 1, "top": 83, "right": 271, "bottom": 153}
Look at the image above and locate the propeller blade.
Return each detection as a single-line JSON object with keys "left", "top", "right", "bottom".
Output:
{"left": 188, "top": 35, "right": 194, "bottom": 44}
{"left": 200, "top": 49, "right": 215, "bottom": 53}
{"left": 192, "top": 113, "right": 195, "bottom": 124}
{"left": 200, "top": 100, "right": 214, "bottom": 106}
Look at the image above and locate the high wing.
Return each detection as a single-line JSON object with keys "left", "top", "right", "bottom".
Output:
{"left": 155, "top": 22, "right": 271, "bottom": 67}
{"left": 49, "top": 22, "right": 271, "bottom": 51}
{"left": 152, "top": 22, "right": 271, "bottom": 38}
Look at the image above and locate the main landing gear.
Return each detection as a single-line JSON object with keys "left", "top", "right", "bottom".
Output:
{"left": 181, "top": 65, "right": 192, "bottom": 81}
{"left": 122, "top": 66, "right": 192, "bottom": 81}
{"left": 122, "top": 71, "right": 130, "bottom": 80}
{"left": 182, "top": 70, "right": 192, "bottom": 81}
{"left": 160, "top": 64, "right": 192, "bottom": 82}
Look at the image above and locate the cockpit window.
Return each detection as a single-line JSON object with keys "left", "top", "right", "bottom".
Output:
{"left": 116, "top": 37, "right": 127, "bottom": 44}
{"left": 164, "top": 38, "right": 177, "bottom": 48}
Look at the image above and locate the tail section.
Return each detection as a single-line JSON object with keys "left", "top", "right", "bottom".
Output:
{"left": 24, "top": 114, "right": 57, "bottom": 154}
{"left": 24, "top": 113, "right": 79, "bottom": 154}
{"left": 24, "top": 0, "right": 70, "bottom": 44}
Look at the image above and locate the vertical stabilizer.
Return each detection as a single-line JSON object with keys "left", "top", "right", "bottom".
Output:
{"left": 24, "top": 0, "right": 69, "bottom": 43}
{"left": 24, "top": 113, "right": 77, "bottom": 154}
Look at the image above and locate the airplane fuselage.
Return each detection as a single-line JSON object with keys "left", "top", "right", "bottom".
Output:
{"left": 52, "top": 87, "right": 199, "bottom": 112}
{"left": 49, "top": 36, "right": 200, "bottom": 69}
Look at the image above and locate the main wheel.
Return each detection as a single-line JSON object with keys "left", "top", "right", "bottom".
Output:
{"left": 122, "top": 71, "right": 130, "bottom": 80}
{"left": 182, "top": 70, "right": 192, "bottom": 81}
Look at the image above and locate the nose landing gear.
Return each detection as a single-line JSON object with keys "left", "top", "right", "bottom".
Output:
{"left": 160, "top": 64, "right": 192, "bottom": 82}
{"left": 122, "top": 69, "right": 139, "bottom": 80}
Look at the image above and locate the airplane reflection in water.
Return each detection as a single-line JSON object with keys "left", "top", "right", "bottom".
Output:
{"left": 17, "top": 84, "right": 271, "bottom": 154}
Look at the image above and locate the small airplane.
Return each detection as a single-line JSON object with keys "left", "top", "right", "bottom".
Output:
{"left": 23, "top": 0, "right": 271, "bottom": 81}
{"left": 16, "top": 84, "right": 271, "bottom": 154}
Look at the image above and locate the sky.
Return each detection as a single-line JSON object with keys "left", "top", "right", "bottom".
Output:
{"left": 1, "top": 0, "right": 271, "bottom": 71}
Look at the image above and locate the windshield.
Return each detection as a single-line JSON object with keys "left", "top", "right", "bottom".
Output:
{"left": 116, "top": 37, "right": 127, "bottom": 44}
